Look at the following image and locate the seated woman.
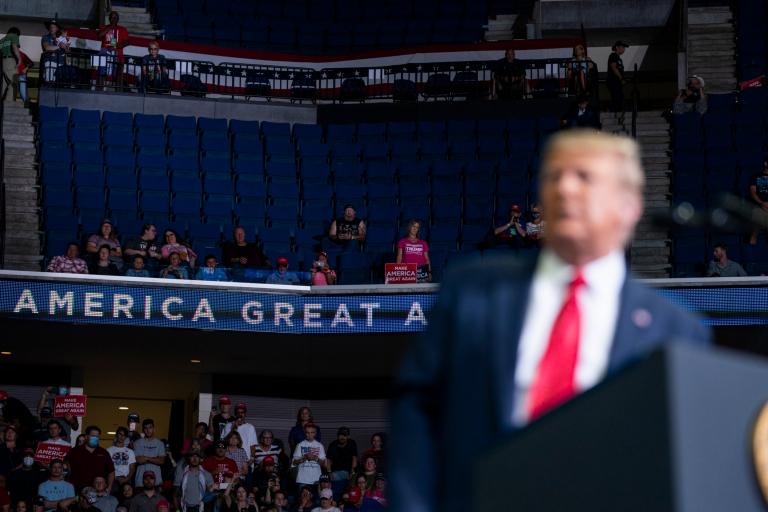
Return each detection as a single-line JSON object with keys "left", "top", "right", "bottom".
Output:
{"left": 86, "top": 219, "right": 122, "bottom": 267}
{"left": 567, "top": 44, "right": 597, "bottom": 98}
{"left": 89, "top": 244, "right": 120, "bottom": 275}
{"left": 140, "top": 41, "right": 169, "bottom": 93}
{"left": 160, "top": 252, "right": 189, "bottom": 279}
{"left": 160, "top": 229, "right": 197, "bottom": 268}
{"left": 673, "top": 75, "right": 707, "bottom": 115}
{"left": 310, "top": 251, "right": 337, "bottom": 286}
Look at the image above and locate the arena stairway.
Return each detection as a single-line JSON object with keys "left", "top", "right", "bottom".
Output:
{"left": 603, "top": 110, "right": 673, "bottom": 278}
{"left": 2, "top": 99, "right": 41, "bottom": 270}
{"left": 687, "top": 5, "right": 737, "bottom": 93}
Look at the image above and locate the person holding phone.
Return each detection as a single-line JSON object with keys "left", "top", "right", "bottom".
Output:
{"left": 222, "top": 483, "right": 257, "bottom": 512}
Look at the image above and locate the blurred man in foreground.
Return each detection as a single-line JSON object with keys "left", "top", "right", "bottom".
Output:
{"left": 391, "top": 129, "right": 711, "bottom": 512}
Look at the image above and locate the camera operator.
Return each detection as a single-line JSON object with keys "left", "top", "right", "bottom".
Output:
{"left": 673, "top": 75, "right": 707, "bottom": 115}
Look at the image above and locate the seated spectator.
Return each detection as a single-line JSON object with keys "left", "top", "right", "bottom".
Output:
{"left": 396, "top": 220, "right": 431, "bottom": 282}
{"left": 362, "top": 474, "right": 386, "bottom": 508}
{"left": 492, "top": 49, "right": 525, "bottom": 100}
{"left": 160, "top": 230, "right": 197, "bottom": 269}
{"left": 37, "top": 459, "right": 75, "bottom": 512}
{"left": 71, "top": 486, "right": 101, "bottom": 512}
{"left": 90, "top": 245, "right": 121, "bottom": 276}
{"left": 123, "top": 224, "right": 162, "bottom": 273}
{"left": 493, "top": 204, "right": 527, "bottom": 250}
{"left": 265, "top": 257, "right": 299, "bottom": 285}
{"left": 315, "top": 476, "right": 335, "bottom": 507}
{"left": 341, "top": 475, "right": 367, "bottom": 511}
{"left": 222, "top": 227, "right": 270, "bottom": 270}
{"left": 707, "top": 244, "right": 747, "bottom": 277}
{"left": 294, "top": 486, "right": 315, "bottom": 512}
{"left": 257, "top": 472, "right": 282, "bottom": 510}
{"left": 47, "top": 242, "right": 89, "bottom": 274}
{"left": 312, "top": 488, "right": 339, "bottom": 512}
{"left": 525, "top": 202, "right": 546, "bottom": 248}
{"left": 749, "top": 158, "right": 768, "bottom": 245}
{"left": 140, "top": 42, "right": 168, "bottom": 93}
{"left": 118, "top": 483, "right": 134, "bottom": 508}
{"left": 359, "top": 433, "right": 385, "bottom": 475}
{"left": 673, "top": 75, "right": 707, "bottom": 115}
{"left": 222, "top": 483, "right": 255, "bottom": 512}
{"left": 350, "top": 456, "right": 377, "bottom": 491}
{"left": 270, "top": 490, "right": 288, "bottom": 512}
{"left": 86, "top": 219, "right": 122, "bottom": 264}
{"left": 125, "top": 255, "right": 151, "bottom": 278}
{"left": 310, "top": 252, "right": 336, "bottom": 286}
{"left": 562, "top": 95, "right": 601, "bottom": 129}
{"left": 7, "top": 449, "right": 46, "bottom": 506}
{"left": 567, "top": 44, "right": 597, "bottom": 97}
{"left": 195, "top": 255, "right": 229, "bottom": 281}
{"left": 160, "top": 252, "right": 189, "bottom": 280}
{"left": 328, "top": 205, "right": 366, "bottom": 245}
{"left": 93, "top": 477, "right": 118, "bottom": 512}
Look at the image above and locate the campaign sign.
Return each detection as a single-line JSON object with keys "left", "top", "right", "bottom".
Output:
{"left": 385, "top": 263, "right": 418, "bottom": 284}
{"left": 54, "top": 395, "right": 87, "bottom": 417}
{"left": 34, "top": 442, "right": 70, "bottom": 465}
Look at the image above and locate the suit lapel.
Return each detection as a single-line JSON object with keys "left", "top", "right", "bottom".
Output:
{"left": 608, "top": 277, "right": 644, "bottom": 374}
{"left": 490, "top": 257, "right": 536, "bottom": 431}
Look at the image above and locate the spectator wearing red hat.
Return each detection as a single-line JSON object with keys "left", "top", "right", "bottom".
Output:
{"left": 493, "top": 204, "right": 527, "bottom": 250}
{"left": 341, "top": 474, "right": 367, "bottom": 511}
{"left": 266, "top": 257, "right": 299, "bottom": 285}
{"left": 210, "top": 397, "right": 234, "bottom": 443}
{"left": 127, "top": 472, "right": 161, "bottom": 512}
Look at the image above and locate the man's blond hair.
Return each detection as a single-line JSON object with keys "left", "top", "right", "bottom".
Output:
{"left": 540, "top": 129, "right": 645, "bottom": 193}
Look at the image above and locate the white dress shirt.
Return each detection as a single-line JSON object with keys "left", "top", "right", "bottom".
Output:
{"left": 512, "top": 249, "right": 626, "bottom": 426}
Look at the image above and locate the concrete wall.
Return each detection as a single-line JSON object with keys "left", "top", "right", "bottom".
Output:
{"left": 0, "top": 0, "right": 97, "bottom": 21}
{"left": 40, "top": 88, "right": 318, "bottom": 124}
{"left": 537, "top": 0, "right": 676, "bottom": 30}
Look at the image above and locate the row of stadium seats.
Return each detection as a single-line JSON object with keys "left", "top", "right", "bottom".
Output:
{"left": 670, "top": 89, "right": 768, "bottom": 276}
{"left": 39, "top": 109, "right": 544, "bottom": 281}
{"left": 154, "top": 0, "right": 488, "bottom": 52}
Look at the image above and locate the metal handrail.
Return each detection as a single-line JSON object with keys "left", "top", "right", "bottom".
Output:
{"left": 631, "top": 63, "right": 639, "bottom": 138}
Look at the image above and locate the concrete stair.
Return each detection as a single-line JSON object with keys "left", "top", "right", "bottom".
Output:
{"left": 687, "top": 6, "right": 736, "bottom": 93}
{"left": 602, "top": 110, "right": 673, "bottom": 277}
{"left": 112, "top": 6, "right": 163, "bottom": 38}
{"left": 2, "top": 99, "right": 41, "bottom": 271}
{"left": 485, "top": 14, "right": 516, "bottom": 41}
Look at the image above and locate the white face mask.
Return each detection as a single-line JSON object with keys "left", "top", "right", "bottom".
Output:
{"left": 316, "top": 260, "right": 325, "bottom": 268}
{"left": 23, "top": 456, "right": 34, "bottom": 467}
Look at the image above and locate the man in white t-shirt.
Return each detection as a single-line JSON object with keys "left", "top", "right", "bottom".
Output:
{"left": 311, "top": 488, "right": 340, "bottom": 512}
{"left": 106, "top": 427, "right": 136, "bottom": 488}
{"left": 292, "top": 423, "right": 326, "bottom": 486}
{"left": 221, "top": 403, "right": 257, "bottom": 458}
{"left": 44, "top": 420, "right": 70, "bottom": 446}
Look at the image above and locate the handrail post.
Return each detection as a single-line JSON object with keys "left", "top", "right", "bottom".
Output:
{"left": 631, "top": 63, "right": 639, "bottom": 138}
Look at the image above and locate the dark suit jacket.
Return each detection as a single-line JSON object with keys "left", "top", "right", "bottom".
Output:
{"left": 390, "top": 253, "right": 711, "bottom": 512}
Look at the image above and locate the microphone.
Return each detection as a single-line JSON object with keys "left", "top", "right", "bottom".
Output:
{"left": 649, "top": 193, "right": 768, "bottom": 234}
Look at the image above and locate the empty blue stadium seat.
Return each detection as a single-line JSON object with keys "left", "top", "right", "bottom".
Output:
{"left": 166, "top": 115, "right": 197, "bottom": 133}
{"left": 70, "top": 109, "right": 101, "bottom": 128}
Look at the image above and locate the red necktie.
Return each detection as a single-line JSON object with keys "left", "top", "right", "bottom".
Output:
{"left": 527, "top": 270, "right": 586, "bottom": 421}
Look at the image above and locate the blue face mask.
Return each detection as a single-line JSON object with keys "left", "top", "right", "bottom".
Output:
{"left": 88, "top": 436, "right": 99, "bottom": 448}
{"left": 58, "top": 387, "right": 68, "bottom": 396}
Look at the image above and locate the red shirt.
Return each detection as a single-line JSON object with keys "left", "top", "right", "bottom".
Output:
{"left": 202, "top": 456, "right": 237, "bottom": 479}
{"left": 99, "top": 24, "right": 129, "bottom": 58}
{"left": 0, "top": 488, "right": 10, "bottom": 509}
{"left": 64, "top": 445, "right": 115, "bottom": 491}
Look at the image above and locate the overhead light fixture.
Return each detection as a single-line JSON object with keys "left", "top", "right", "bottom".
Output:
{"left": 118, "top": 406, "right": 129, "bottom": 410}
{"left": 190, "top": 359, "right": 201, "bottom": 364}
{"left": 107, "top": 431, "right": 116, "bottom": 435}
{"left": 0, "top": 351, "right": 11, "bottom": 356}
